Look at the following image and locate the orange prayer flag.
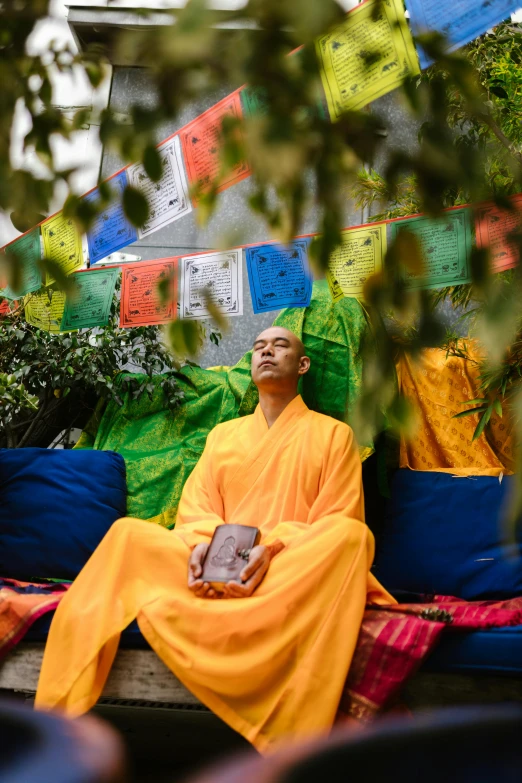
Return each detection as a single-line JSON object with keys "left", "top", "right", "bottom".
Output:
{"left": 119, "top": 258, "right": 177, "bottom": 328}
{"left": 0, "top": 297, "right": 17, "bottom": 316}
{"left": 179, "top": 89, "right": 250, "bottom": 205}
{"left": 475, "top": 194, "right": 522, "bottom": 273}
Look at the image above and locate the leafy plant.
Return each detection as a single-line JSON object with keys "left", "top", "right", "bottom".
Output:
{"left": 0, "top": 282, "right": 220, "bottom": 448}
{"left": 0, "top": 372, "right": 38, "bottom": 426}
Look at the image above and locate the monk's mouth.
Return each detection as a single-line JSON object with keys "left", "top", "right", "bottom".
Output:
{"left": 259, "top": 361, "right": 276, "bottom": 368}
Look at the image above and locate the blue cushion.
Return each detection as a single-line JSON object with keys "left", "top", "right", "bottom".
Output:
{"left": 424, "top": 625, "right": 522, "bottom": 675}
{"left": 372, "top": 470, "right": 522, "bottom": 601}
{"left": 0, "top": 448, "right": 126, "bottom": 581}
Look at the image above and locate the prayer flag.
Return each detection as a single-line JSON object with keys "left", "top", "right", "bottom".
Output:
{"left": 245, "top": 239, "right": 313, "bottom": 313}
{"left": 41, "top": 212, "right": 84, "bottom": 285}
{"left": 61, "top": 267, "right": 120, "bottom": 331}
{"left": 390, "top": 207, "right": 473, "bottom": 289}
{"left": 0, "top": 298, "right": 17, "bottom": 316}
{"left": 180, "top": 91, "right": 250, "bottom": 204}
{"left": 85, "top": 169, "right": 138, "bottom": 265}
{"left": 180, "top": 249, "right": 243, "bottom": 319}
{"left": 316, "top": 0, "right": 420, "bottom": 120}
{"left": 24, "top": 288, "right": 66, "bottom": 332}
{"left": 0, "top": 228, "right": 42, "bottom": 299}
{"left": 326, "top": 224, "right": 387, "bottom": 300}
{"left": 120, "top": 258, "right": 177, "bottom": 328}
{"left": 405, "top": 0, "right": 521, "bottom": 69}
{"left": 475, "top": 195, "right": 522, "bottom": 273}
{"left": 127, "top": 137, "right": 192, "bottom": 240}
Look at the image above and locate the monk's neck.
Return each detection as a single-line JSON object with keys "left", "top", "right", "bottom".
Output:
{"left": 258, "top": 389, "right": 298, "bottom": 429}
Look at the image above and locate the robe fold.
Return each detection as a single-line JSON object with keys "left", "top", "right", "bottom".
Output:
{"left": 35, "top": 395, "right": 394, "bottom": 752}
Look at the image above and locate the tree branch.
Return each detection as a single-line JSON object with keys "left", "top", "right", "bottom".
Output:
{"left": 17, "top": 398, "right": 50, "bottom": 449}
{"left": 478, "top": 111, "right": 522, "bottom": 165}
{"left": 4, "top": 423, "right": 16, "bottom": 449}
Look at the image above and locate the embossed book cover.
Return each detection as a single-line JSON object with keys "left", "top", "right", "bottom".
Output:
{"left": 201, "top": 524, "right": 261, "bottom": 591}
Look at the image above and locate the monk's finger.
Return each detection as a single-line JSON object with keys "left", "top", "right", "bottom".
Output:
{"left": 240, "top": 552, "right": 264, "bottom": 582}
{"left": 195, "top": 582, "right": 211, "bottom": 598}
{"left": 188, "top": 577, "right": 203, "bottom": 593}
{"left": 190, "top": 563, "right": 203, "bottom": 580}
{"left": 188, "top": 552, "right": 199, "bottom": 575}
{"left": 224, "top": 581, "right": 249, "bottom": 598}
{"left": 189, "top": 544, "right": 207, "bottom": 577}
{"left": 240, "top": 551, "right": 269, "bottom": 583}
{"left": 244, "top": 566, "right": 267, "bottom": 595}
{"left": 221, "top": 583, "right": 240, "bottom": 598}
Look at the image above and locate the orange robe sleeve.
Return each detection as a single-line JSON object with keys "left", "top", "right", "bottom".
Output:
{"left": 260, "top": 422, "right": 394, "bottom": 606}
{"left": 261, "top": 423, "right": 363, "bottom": 548}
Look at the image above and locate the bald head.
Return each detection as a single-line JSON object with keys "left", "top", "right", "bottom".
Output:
{"left": 251, "top": 326, "right": 310, "bottom": 393}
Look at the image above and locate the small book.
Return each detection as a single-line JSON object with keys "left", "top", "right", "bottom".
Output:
{"left": 201, "top": 524, "right": 261, "bottom": 592}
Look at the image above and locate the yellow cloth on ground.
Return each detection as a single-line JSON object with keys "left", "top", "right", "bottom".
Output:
{"left": 35, "top": 396, "right": 393, "bottom": 752}
{"left": 397, "top": 346, "right": 515, "bottom": 475}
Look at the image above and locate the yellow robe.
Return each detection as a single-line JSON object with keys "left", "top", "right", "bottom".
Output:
{"left": 35, "top": 395, "right": 394, "bottom": 752}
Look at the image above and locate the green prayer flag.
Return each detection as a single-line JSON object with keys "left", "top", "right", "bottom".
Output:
{"left": 1, "top": 228, "right": 42, "bottom": 299}
{"left": 61, "top": 267, "right": 120, "bottom": 331}
{"left": 390, "top": 207, "right": 473, "bottom": 290}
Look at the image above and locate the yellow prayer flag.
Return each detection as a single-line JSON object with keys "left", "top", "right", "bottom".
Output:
{"left": 316, "top": 0, "right": 420, "bottom": 121}
{"left": 24, "top": 288, "right": 66, "bottom": 332}
{"left": 326, "top": 223, "right": 387, "bottom": 300}
{"left": 41, "top": 212, "right": 84, "bottom": 285}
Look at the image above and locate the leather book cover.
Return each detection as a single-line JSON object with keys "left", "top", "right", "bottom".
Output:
{"left": 201, "top": 524, "right": 261, "bottom": 591}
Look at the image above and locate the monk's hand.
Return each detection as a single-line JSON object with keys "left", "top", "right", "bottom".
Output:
{"left": 188, "top": 543, "right": 218, "bottom": 599}
{"left": 223, "top": 545, "right": 270, "bottom": 598}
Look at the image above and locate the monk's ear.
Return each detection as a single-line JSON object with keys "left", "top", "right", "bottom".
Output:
{"left": 298, "top": 355, "right": 311, "bottom": 376}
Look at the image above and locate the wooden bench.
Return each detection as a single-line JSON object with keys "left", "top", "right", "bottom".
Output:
{"left": 3, "top": 642, "right": 522, "bottom": 715}
{"left": 0, "top": 643, "right": 202, "bottom": 709}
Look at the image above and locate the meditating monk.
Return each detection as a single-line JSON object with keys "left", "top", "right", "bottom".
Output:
{"left": 35, "top": 326, "right": 394, "bottom": 752}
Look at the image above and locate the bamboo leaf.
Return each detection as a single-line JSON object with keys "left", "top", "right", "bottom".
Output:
{"left": 452, "top": 407, "right": 487, "bottom": 419}
{"left": 472, "top": 411, "right": 489, "bottom": 441}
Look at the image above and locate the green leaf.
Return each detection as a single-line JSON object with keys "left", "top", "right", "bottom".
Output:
{"left": 472, "top": 411, "right": 489, "bottom": 441}
{"left": 166, "top": 320, "right": 201, "bottom": 358}
{"left": 38, "top": 260, "right": 78, "bottom": 295}
{"left": 490, "top": 83, "right": 509, "bottom": 99}
{"left": 122, "top": 186, "right": 149, "bottom": 228}
{"left": 142, "top": 145, "right": 163, "bottom": 182}
{"left": 452, "top": 407, "right": 487, "bottom": 419}
{"left": 493, "top": 398, "right": 503, "bottom": 417}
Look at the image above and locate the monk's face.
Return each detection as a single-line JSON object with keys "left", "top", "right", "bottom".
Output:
{"left": 251, "top": 327, "right": 310, "bottom": 391}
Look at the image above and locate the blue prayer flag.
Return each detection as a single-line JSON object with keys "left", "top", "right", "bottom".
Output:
{"left": 85, "top": 169, "right": 138, "bottom": 265}
{"left": 405, "top": 0, "right": 520, "bottom": 68}
{"left": 245, "top": 239, "right": 313, "bottom": 314}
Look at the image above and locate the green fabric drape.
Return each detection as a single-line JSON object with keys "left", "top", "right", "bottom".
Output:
{"left": 75, "top": 282, "right": 374, "bottom": 526}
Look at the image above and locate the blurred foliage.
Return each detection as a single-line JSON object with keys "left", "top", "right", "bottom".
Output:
{"left": 352, "top": 22, "right": 522, "bottom": 455}
{"left": 2, "top": 1, "right": 522, "bottom": 479}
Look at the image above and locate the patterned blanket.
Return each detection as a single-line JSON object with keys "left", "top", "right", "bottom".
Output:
{"left": 0, "top": 577, "right": 69, "bottom": 658}
{"left": 341, "top": 594, "right": 522, "bottom": 721}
